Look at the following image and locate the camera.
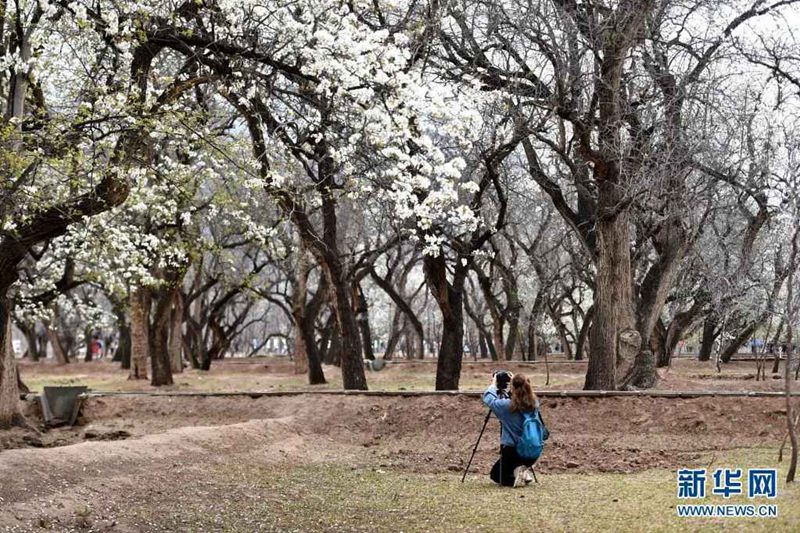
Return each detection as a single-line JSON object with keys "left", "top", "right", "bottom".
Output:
{"left": 493, "top": 370, "right": 511, "bottom": 392}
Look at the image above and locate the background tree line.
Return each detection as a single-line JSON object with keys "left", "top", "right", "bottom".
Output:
{"left": 2, "top": 0, "right": 800, "bottom": 426}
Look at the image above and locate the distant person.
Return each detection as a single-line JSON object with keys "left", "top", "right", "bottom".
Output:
{"left": 91, "top": 336, "right": 103, "bottom": 359}
{"left": 482, "top": 372, "right": 547, "bottom": 487}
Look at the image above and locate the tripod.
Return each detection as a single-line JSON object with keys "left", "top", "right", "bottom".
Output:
{"left": 461, "top": 399, "right": 539, "bottom": 484}
{"left": 461, "top": 408, "right": 493, "bottom": 483}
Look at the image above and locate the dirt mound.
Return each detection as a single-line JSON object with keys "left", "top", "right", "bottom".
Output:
{"left": 8, "top": 393, "right": 786, "bottom": 470}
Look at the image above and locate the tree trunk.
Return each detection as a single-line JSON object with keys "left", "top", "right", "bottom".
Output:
{"left": 465, "top": 324, "right": 478, "bottom": 362}
{"left": 493, "top": 320, "right": 506, "bottom": 362}
{"left": 548, "top": 302, "right": 574, "bottom": 360}
{"left": 115, "top": 320, "right": 131, "bottom": 368}
{"left": 292, "top": 323, "right": 310, "bottom": 375}
{"left": 650, "top": 318, "right": 667, "bottom": 367}
{"left": 204, "top": 318, "right": 231, "bottom": 369}
{"left": 526, "top": 317, "right": 536, "bottom": 362}
{"left": 150, "top": 287, "right": 174, "bottom": 387}
{"left": 526, "top": 295, "right": 547, "bottom": 361}
{"left": 353, "top": 283, "right": 375, "bottom": 361}
{"left": 772, "top": 320, "right": 785, "bottom": 374}
{"left": 479, "top": 331, "right": 489, "bottom": 360}
{"left": 720, "top": 321, "right": 759, "bottom": 363}
{"left": 424, "top": 254, "right": 466, "bottom": 390}
{"left": 505, "top": 315, "right": 521, "bottom": 361}
{"left": 318, "top": 314, "right": 334, "bottom": 365}
{"left": 464, "top": 296, "right": 495, "bottom": 361}
{"left": 504, "top": 278, "right": 523, "bottom": 361}
{"left": 575, "top": 305, "right": 594, "bottom": 362}
{"left": 437, "top": 299, "right": 465, "bottom": 390}
{"left": 62, "top": 329, "right": 78, "bottom": 361}
{"left": 83, "top": 327, "right": 94, "bottom": 362}
{"left": 129, "top": 289, "right": 150, "bottom": 380}
{"left": 285, "top": 174, "right": 367, "bottom": 389}
{"left": 324, "top": 320, "right": 343, "bottom": 367}
{"left": 784, "top": 227, "right": 798, "bottom": 483}
{"left": 34, "top": 326, "right": 48, "bottom": 361}
{"left": 628, "top": 225, "right": 688, "bottom": 384}
{"left": 405, "top": 326, "right": 420, "bottom": 360}
{"left": 786, "top": 337, "right": 798, "bottom": 482}
{"left": 292, "top": 260, "right": 328, "bottom": 385}
{"left": 0, "top": 299, "right": 23, "bottom": 428}
{"left": 199, "top": 346, "right": 212, "bottom": 371}
{"left": 291, "top": 255, "right": 327, "bottom": 385}
{"left": 383, "top": 310, "right": 403, "bottom": 360}
{"left": 292, "top": 247, "right": 312, "bottom": 375}
{"left": 698, "top": 314, "right": 718, "bottom": 362}
{"left": 324, "top": 263, "right": 367, "bottom": 389}
{"left": 19, "top": 323, "right": 40, "bottom": 361}
{"left": 486, "top": 334, "right": 498, "bottom": 361}
{"left": 475, "top": 269, "right": 507, "bottom": 360}
{"left": 585, "top": 212, "right": 636, "bottom": 390}
{"left": 47, "top": 325, "right": 70, "bottom": 365}
{"left": 658, "top": 300, "right": 706, "bottom": 367}
{"left": 302, "top": 318, "right": 326, "bottom": 385}
{"left": 184, "top": 315, "right": 202, "bottom": 370}
{"left": 169, "top": 290, "right": 184, "bottom": 373}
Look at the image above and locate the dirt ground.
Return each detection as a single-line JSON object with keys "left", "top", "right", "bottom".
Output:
{"left": 1, "top": 357, "right": 797, "bottom": 531}
{"left": 14, "top": 355, "right": 793, "bottom": 394}
{"left": 0, "top": 392, "right": 794, "bottom": 531}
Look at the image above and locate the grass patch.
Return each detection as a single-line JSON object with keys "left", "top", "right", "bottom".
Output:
{"left": 132, "top": 447, "right": 799, "bottom": 532}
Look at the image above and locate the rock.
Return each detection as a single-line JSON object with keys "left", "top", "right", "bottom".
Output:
{"left": 84, "top": 429, "right": 131, "bottom": 441}
{"left": 21, "top": 435, "right": 44, "bottom": 448}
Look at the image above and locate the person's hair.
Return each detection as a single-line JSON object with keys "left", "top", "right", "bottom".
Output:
{"left": 509, "top": 374, "right": 537, "bottom": 413}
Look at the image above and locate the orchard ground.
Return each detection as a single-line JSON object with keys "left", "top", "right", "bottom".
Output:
{"left": 0, "top": 356, "right": 798, "bottom": 532}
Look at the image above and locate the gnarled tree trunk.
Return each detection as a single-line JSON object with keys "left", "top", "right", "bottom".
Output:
{"left": 354, "top": 282, "right": 375, "bottom": 361}
{"left": 322, "top": 260, "right": 366, "bottom": 389}
{"left": 575, "top": 305, "right": 594, "bottom": 362}
{"left": 129, "top": 289, "right": 150, "bottom": 380}
{"left": 0, "top": 300, "right": 23, "bottom": 428}
{"left": 698, "top": 313, "right": 718, "bottom": 362}
{"left": 169, "top": 291, "right": 184, "bottom": 373}
{"left": 291, "top": 250, "right": 327, "bottom": 384}
{"left": 424, "top": 254, "right": 467, "bottom": 390}
{"left": 720, "top": 320, "right": 760, "bottom": 363}
{"left": 150, "top": 286, "right": 174, "bottom": 387}
{"left": 585, "top": 211, "right": 637, "bottom": 390}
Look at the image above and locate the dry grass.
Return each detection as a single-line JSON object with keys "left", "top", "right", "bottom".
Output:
{"left": 17, "top": 356, "right": 786, "bottom": 395}
{"left": 120, "top": 447, "right": 800, "bottom": 532}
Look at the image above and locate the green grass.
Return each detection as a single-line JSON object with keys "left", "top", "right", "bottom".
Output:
{"left": 132, "top": 447, "right": 800, "bottom": 532}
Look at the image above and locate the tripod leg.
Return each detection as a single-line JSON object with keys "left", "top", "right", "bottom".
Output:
{"left": 461, "top": 410, "right": 493, "bottom": 483}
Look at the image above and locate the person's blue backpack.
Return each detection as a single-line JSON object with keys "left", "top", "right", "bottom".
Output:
{"left": 517, "top": 409, "right": 549, "bottom": 462}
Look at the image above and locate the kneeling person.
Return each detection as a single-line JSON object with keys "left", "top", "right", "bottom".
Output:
{"left": 482, "top": 372, "right": 544, "bottom": 487}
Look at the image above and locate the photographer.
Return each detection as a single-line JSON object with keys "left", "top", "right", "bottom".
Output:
{"left": 482, "top": 372, "right": 539, "bottom": 487}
